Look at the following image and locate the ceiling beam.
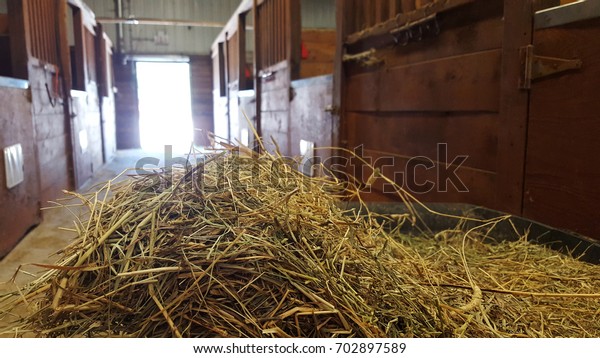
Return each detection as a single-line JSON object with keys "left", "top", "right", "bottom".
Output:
{"left": 96, "top": 17, "right": 225, "bottom": 28}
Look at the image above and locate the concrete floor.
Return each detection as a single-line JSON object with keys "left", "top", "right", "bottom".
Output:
{"left": 0, "top": 149, "right": 170, "bottom": 292}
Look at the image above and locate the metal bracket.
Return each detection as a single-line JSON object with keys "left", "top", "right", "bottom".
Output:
{"left": 519, "top": 45, "right": 582, "bottom": 89}
{"left": 324, "top": 105, "right": 340, "bottom": 116}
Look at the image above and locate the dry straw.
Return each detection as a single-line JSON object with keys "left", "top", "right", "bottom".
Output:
{"left": 0, "top": 143, "right": 598, "bottom": 337}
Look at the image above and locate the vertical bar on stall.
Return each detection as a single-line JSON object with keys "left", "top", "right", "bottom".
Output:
{"left": 253, "top": 0, "right": 262, "bottom": 151}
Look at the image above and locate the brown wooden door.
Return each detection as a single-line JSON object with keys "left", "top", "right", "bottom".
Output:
{"left": 524, "top": 13, "right": 600, "bottom": 239}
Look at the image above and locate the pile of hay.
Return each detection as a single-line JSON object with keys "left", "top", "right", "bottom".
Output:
{"left": 0, "top": 148, "right": 599, "bottom": 337}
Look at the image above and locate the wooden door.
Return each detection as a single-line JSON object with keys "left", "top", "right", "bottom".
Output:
{"left": 524, "top": 9, "right": 600, "bottom": 240}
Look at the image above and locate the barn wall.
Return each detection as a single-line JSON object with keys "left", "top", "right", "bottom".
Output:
{"left": 300, "top": 29, "right": 336, "bottom": 79}
{"left": 340, "top": 1, "right": 508, "bottom": 209}
{"left": 0, "top": 0, "right": 117, "bottom": 257}
{"left": 212, "top": 0, "right": 336, "bottom": 150}
{"left": 523, "top": 17, "right": 600, "bottom": 239}
{"left": 0, "top": 82, "right": 41, "bottom": 257}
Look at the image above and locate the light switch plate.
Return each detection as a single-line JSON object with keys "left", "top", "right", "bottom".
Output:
{"left": 4, "top": 143, "right": 24, "bottom": 189}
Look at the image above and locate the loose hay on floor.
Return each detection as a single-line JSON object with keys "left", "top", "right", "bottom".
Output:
{"left": 0, "top": 148, "right": 598, "bottom": 337}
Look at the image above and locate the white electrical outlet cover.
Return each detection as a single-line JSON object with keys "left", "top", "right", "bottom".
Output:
{"left": 241, "top": 128, "right": 249, "bottom": 147}
{"left": 299, "top": 140, "right": 315, "bottom": 177}
{"left": 79, "top": 129, "right": 88, "bottom": 153}
{"left": 4, "top": 143, "right": 24, "bottom": 189}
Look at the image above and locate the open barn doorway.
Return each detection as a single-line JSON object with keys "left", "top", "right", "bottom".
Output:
{"left": 136, "top": 61, "right": 194, "bottom": 154}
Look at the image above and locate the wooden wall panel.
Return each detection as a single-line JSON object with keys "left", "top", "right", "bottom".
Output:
{"left": 347, "top": 1, "right": 503, "bottom": 68}
{"left": 0, "top": 86, "right": 41, "bottom": 258}
{"left": 524, "top": 18, "right": 600, "bottom": 240}
{"left": 347, "top": 50, "right": 501, "bottom": 112}
{"left": 345, "top": 112, "right": 498, "bottom": 172}
{"left": 190, "top": 56, "right": 214, "bottom": 146}
{"left": 339, "top": 0, "right": 517, "bottom": 210}
{"left": 300, "top": 29, "right": 336, "bottom": 79}
{"left": 494, "top": 0, "right": 533, "bottom": 214}
{"left": 113, "top": 56, "right": 140, "bottom": 149}
{"left": 357, "top": 149, "right": 497, "bottom": 207}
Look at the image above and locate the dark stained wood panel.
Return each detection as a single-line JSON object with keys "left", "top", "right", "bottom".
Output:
{"left": 7, "top": 0, "right": 29, "bottom": 79}
{"left": 345, "top": 112, "right": 498, "bottom": 172}
{"left": 346, "top": 1, "right": 503, "bottom": 72}
{"left": 338, "top": 0, "right": 538, "bottom": 217}
{"left": 0, "top": 86, "right": 41, "bottom": 258}
{"left": 494, "top": 0, "right": 533, "bottom": 215}
{"left": 347, "top": 50, "right": 501, "bottom": 112}
{"left": 350, "top": 149, "right": 497, "bottom": 208}
{"left": 524, "top": 18, "right": 600, "bottom": 240}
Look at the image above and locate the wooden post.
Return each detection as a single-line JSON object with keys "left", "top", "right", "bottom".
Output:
{"left": 253, "top": 0, "right": 262, "bottom": 151}
{"left": 238, "top": 13, "right": 246, "bottom": 90}
{"left": 224, "top": 31, "right": 231, "bottom": 142}
{"left": 496, "top": 0, "right": 534, "bottom": 214}
{"left": 287, "top": 0, "right": 301, "bottom": 80}
{"left": 333, "top": 0, "right": 346, "bottom": 151}
{"left": 56, "top": 0, "right": 78, "bottom": 189}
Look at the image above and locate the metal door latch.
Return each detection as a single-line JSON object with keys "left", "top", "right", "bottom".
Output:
{"left": 520, "top": 45, "right": 582, "bottom": 89}
{"left": 324, "top": 105, "right": 340, "bottom": 115}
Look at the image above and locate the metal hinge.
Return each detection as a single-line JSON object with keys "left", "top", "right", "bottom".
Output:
{"left": 519, "top": 45, "right": 582, "bottom": 89}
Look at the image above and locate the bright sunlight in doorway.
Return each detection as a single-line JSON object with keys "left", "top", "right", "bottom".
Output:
{"left": 136, "top": 61, "right": 194, "bottom": 154}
